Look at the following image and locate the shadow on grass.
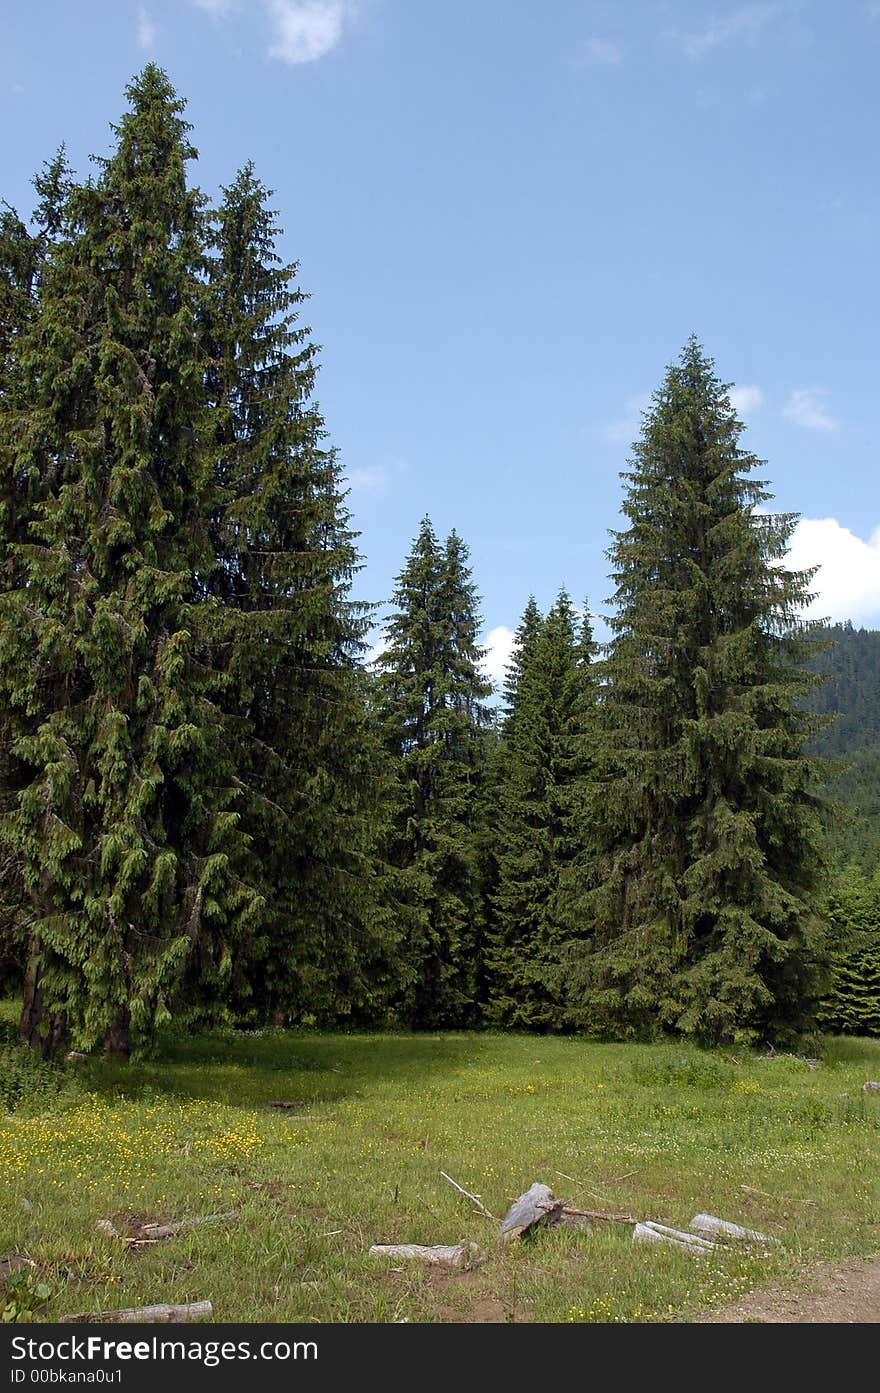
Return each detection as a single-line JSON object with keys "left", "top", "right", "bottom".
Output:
{"left": 1, "top": 1001, "right": 489, "bottom": 1110}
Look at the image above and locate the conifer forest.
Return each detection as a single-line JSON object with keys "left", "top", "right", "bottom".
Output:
{"left": 2, "top": 68, "right": 878, "bottom": 1059}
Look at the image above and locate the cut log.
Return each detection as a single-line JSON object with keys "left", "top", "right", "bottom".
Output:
{"left": 498, "top": 1183, "right": 564, "bottom": 1243}
{"left": 632, "top": 1221, "right": 717, "bottom": 1255}
{"left": 368, "top": 1243, "right": 483, "bottom": 1271}
{"left": 59, "top": 1302, "right": 212, "bottom": 1324}
{"left": 689, "top": 1213, "right": 781, "bottom": 1246}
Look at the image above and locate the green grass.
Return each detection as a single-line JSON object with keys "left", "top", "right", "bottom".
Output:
{"left": 1, "top": 1001, "right": 878, "bottom": 1323}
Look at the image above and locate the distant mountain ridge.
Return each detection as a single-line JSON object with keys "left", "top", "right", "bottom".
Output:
{"left": 808, "top": 623, "right": 880, "bottom": 757}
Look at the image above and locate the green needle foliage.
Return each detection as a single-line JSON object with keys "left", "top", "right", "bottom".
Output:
{"left": 202, "top": 164, "right": 396, "bottom": 1027}
{"left": 818, "top": 865, "right": 880, "bottom": 1036}
{"left": 376, "top": 518, "right": 492, "bottom": 1027}
{"left": 0, "top": 69, "right": 260, "bottom": 1056}
{"left": 487, "top": 591, "right": 597, "bottom": 1027}
{"left": 0, "top": 186, "right": 45, "bottom": 993}
{"left": 1, "top": 67, "right": 870, "bottom": 1050}
{"left": 568, "top": 338, "right": 832, "bottom": 1045}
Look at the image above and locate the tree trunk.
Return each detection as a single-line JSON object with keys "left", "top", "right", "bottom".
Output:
{"left": 16, "top": 932, "right": 67, "bottom": 1054}
{"left": 18, "top": 935, "right": 44, "bottom": 1050}
{"left": 103, "top": 1003, "right": 131, "bottom": 1059}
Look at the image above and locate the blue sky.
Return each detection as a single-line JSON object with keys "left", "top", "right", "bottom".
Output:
{"left": 3, "top": 1, "right": 879, "bottom": 683}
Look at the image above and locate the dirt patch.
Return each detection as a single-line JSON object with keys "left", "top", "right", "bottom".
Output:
{"left": 424, "top": 1269, "right": 510, "bottom": 1324}
{"left": 107, "top": 1210, "right": 168, "bottom": 1236}
{"left": 699, "top": 1254, "right": 880, "bottom": 1323}
{"left": 379, "top": 1260, "right": 513, "bottom": 1323}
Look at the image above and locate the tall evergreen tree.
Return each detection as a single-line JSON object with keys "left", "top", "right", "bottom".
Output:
{"left": 376, "top": 518, "right": 492, "bottom": 1027}
{"left": 500, "top": 596, "right": 543, "bottom": 729}
{"left": 201, "top": 164, "right": 397, "bottom": 1025}
{"left": 817, "top": 865, "right": 880, "bottom": 1037}
{"left": 0, "top": 68, "right": 259, "bottom": 1055}
{"left": 568, "top": 338, "right": 830, "bottom": 1044}
{"left": 0, "top": 202, "right": 39, "bottom": 994}
{"left": 486, "top": 591, "right": 596, "bottom": 1027}
{"left": 471, "top": 596, "right": 541, "bottom": 1019}
{"left": 0, "top": 151, "right": 77, "bottom": 1001}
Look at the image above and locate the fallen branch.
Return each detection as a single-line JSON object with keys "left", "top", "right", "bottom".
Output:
{"left": 136, "top": 1211, "right": 238, "bottom": 1242}
{"left": 760, "top": 1048, "right": 821, "bottom": 1069}
{"left": 59, "top": 1302, "right": 212, "bottom": 1324}
{"left": 439, "top": 1170, "right": 497, "bottom": 1222}
{"left": 369, "top": 1243, "right": 483, "bottom": 1271}
{"left": 561, "top": 1205, "right": 636, "bottom": 1225}
{"left": 553, "top": 1170, "right": 607, "bottom": 1202}
{"left": 740, "top": 1184, "right": 817, "bottom": 1207}
{"left": 96, "top": 1212, "right": 238, "bottom": 1246}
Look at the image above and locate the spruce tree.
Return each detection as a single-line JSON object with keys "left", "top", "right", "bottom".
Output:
{"left": 376, "top": 518, "right": 492, "bottom": 1027}
{"left": 817, "top": 865, "right": 880, "bottom": 1036}
{"left": 500, "top": 596, "right": 543, "bottom": 729}
{"left": 0, "top": 68, "right": 259, "bottom": 1055}
{"left": 201, "top": 164, "right": 397, "bottom": 1025}
{"left": 487, "top": 592, "right": 596, "bottom": 1027}
{"left": 568, "top": 338, "right": 829, "bottom": 1044}
{"left": 0, "top": 202, "right": 37, "bottom": 993}
{"left": 473, "top": 596, "right": 541, "bottom": 1021}
{"left": 0, "top": 151, "right": 76, "bottom": 1002}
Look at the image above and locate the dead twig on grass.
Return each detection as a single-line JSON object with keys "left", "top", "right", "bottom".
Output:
{"left": 439, "top": 1170, "right": 497, "bottom": 1223}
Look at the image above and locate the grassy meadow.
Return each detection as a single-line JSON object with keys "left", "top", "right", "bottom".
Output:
{"left": 1, "top": 1000, "right": 878, "bottom": 1323}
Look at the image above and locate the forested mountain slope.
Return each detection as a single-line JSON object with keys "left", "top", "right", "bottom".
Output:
{"left": 807, "top": 624, "right": 880, "bottom": 868}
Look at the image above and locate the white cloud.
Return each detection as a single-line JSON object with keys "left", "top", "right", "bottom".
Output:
{"left": 783, "top": 387, "right": 839, "bottom": 432}
{"left": 188, "top": 0, "right": 353, "bottom": 63}
{"left": 603, "top": 392, "right": 652, "bottom": 445}
{"left": 363, "top": 629, "right": 387, "bottom": 668}
{"left": 266, "top": 0, "right": 351, "bottom": 64}
{"left": 677, "top": 3, "right": 780, "bottom": 60}
{"left": 581, "top": 37, "right": 624, "bottom": 66}
{"left": 192, "top": 0, "right": 238, "bottom": 14}
{"left": 481, "top": 625, "right": 516, "bottom": 692}
{"left": 728, "top": 384, "right": 763, "bottom": 417}
{"left": 785, "top": 517, "right": 880, "bottom": 623}
{"left": 136, "top": 3, "right": 157, "bottom": 50}
{"left": 347, "top": 466, "right": 388, "bottom": 492}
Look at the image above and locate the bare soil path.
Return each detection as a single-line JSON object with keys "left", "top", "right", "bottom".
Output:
{"left": 699, "top": 1254, "right": 880, "bottom": 1323}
